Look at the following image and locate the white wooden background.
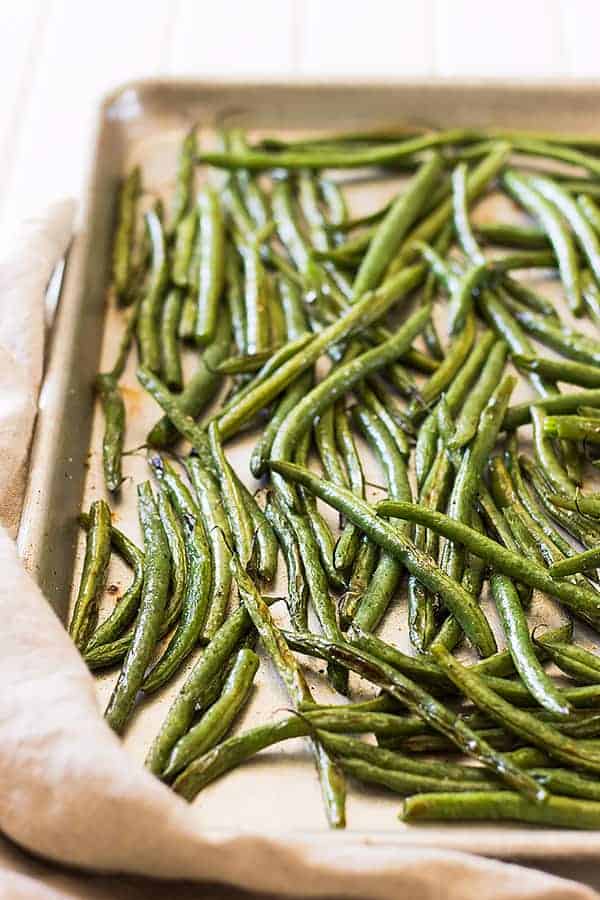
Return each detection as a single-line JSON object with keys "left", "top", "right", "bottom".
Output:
{"left": 2, "top": 0, "right": 600, "bottom": 243}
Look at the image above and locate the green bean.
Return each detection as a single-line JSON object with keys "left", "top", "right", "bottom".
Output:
{"left": 284, "top": 630, "right": 543, "bottom": 801}
{"left": 410, "top": 452, "right": 454, "bottom": 652}
{"left": 549, "top": 492, "right": 600, "bottom": 519}
{"left": 160, "top": 288, "right": 184, "bottom": 390}
{"left": 69, "top": 500, "right": 112, "bottom": 651}
{"left": 194, "top": 186, "right": 225, "bottom": 346}
{"left": 353, "top": 407, "right": 412, "bottom": 515}
{"left": 319, "top": 176, "right": 348, "bottom": 225}
{"left": 339, "top": 757, "right": 498, "bottom": 796}
{"left": 250, "top": 372, "right": 313, "bottom": 479}
{"left": 339, "top": 536, "right": 379, "bottom": 629}
{"left": 474, "top": 221, "right": 548, "bottom": 249}
{"left": 155, "top": 486, "right": 187, "bottom": 630}
{"left": 163, "top": 647, "right": 259, "bottom": 779}
{"left": 172, "top": 209, "right": 198, "bottom": 287}
{"left": 531, "top": 408, "right": 576, "bottom": 496}
{"left": 283, "top": 503, "right": 347, "bottom": 695}
{"left": 477, "top": 289, "right": 554, "bottom": 397}
{"left": 536, "top": 637, "right": 600, "bottom": 685}
{"left": 504, "top": 388, "right": 600, "bottom": 430}
{"left": 143, "top": 510, "right": 211, "bottom": 693}
{"left": 319, "top": 732, "right": 491, "bottom": 783}
{"left": 414, "top": 240, "right": 456, "bottom": 293}
{"left": 170, "top": 128, "right": 196, "bottom": 233}
{"left": 137, "top": 208, "right": 169, "bottom": 373}
{"left": 448, "top": 262, "right": 488, "bottom": 336}
{"left": 272, "top": 462, "right": 496, "bottom": 657}
{"left": 549, "top": 548, "right": 600, "bottom": 578}
{"left": 112, "top": 166, "right": 141, "bottom": 300}
{"left": 415, "top": 330, "right": 495, "bottom": 487}
{"left": 84, "top": 522, "right": 144, "bottom": 651}
{"left": 520, "top": 456, "right": 600, "bottom": 549}
{"left": 502, "top": 170, "right": 581, "bottom": 313}
{"left": 513, "top": 353, "right": 600, "bottom": 389}
{"left": 239, "top": 483, "right": 278, "bottom": 584}
{"left": 433, "top": 644, "right": 600, "bottom": 773}
{"left": 277, "top": 275, "right": 309, "bottom": 340}
{"left": 509, "top": 302, "right": 600, "bottom": 366}
{"left": 490, "top": 249, "right": 557, "bottom": 273}
{"left": 376, "top": 499, "right": 600, "bottom": 629}
{"left": 450, "top": 340, "right": 508, "bottom": 449}
{"left": 545, "top": 414, "right": 600, "bottom": 444}
{"left": 105, "top": 483, "right": 170, "bottom": 733}
{"left": 315, "top": 406, "right": 349, "bottom": 490}
{"left": 352, "top": 154, "right": 444, "bottom": 297}
{"left": 392, "top": 143, "right": 511, "bottom": 270}
{"left": 185, "top": 457, "right": 233, "bottom": 639}
{"left": 265, "top": 494, "right": 308, "bottom": 630}
{"left": 231, "top": 556, "right": 346, "bottom": 827}
{"left": 95, "top": 374, "right": 126, "bottom": 493}
{"left": 491, "top": 574, "right": 570, "bottom": 716}
{"left": 527, "top": 173, "right": 600, "bottom": 293}
{"left": 577, "top": 191, "right": 600, "bottom": 234}
{"left": 442, "top": 374, "right": 516, "bottom": 585}
{"left": 333, "top": 403, "right": 364, "bottom": 571}
{"left": 198, "top": 129, "right": 479, "bottom": 171}
{"left": 452, "top": 162, "right": 485, "bottom": 263}
{"left": 208, "top": 421, "right": 253, "bottom": 568}
{"left": 217, "top": 263, "right": 424, "bottom": 439}
{"left": 406, "top": 313, "right": 475, "bottom": 422}
{"left": 402, "top": 790, "right": 600, "bottom": 829}
{"left": 357, "top": 384, "right": 410, "bottom": 457}
{"left": 147, "top": 310, "right": 231, "bottom": 448}
{"left": 501, "top": 275, "right": 558, "bottom": 319}
{"left": 145, "top": 600, "right": 259, "bottom": 775}
{"left": 271, "top": 304, "right": 430, "bottom": 509}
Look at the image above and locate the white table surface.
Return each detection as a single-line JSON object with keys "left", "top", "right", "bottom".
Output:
{"left": 2, "top": 0, "right": 600, "bottom": 243}
{"left": 4, "top": 2, "right": 600, "bottom": 896}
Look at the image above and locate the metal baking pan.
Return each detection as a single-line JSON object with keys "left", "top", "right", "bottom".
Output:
{"left": 17, "top": 78, "right": 600, "bottom": 860}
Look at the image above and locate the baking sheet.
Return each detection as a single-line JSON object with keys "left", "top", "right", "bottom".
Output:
{"left": 17, "top": 78, "right": 600, "bottom": 858}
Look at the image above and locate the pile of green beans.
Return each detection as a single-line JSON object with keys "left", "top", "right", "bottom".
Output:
{"left": 70, "top": 121, "right": 600, "bottom": 831}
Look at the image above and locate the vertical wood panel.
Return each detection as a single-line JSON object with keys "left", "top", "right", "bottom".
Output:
{"left": 433, "top": 0, "right": 566, "bottom": 77}
{"left": 168, "top": 0, "right": 297, "bottom": 76}
{"left": 300, "top": 0, "right": 433, "bottom": 76}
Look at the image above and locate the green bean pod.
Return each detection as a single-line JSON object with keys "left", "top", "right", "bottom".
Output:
{"left": 112, "top": 166, "right": 141, "bottom": 301}
{"left": 105, "top": 483, "right": 170, "bottom": 733}
{"left": 271, "top": 462, "right": 496, "bottom": 657}
{"left": 352, "top": 153, "right": 444, "bottom": 297}
{"left": 172, "top": 208, "right": 198, "bottom": 287}
{"left": 450, "top": 340, "right": 508, "bottom": 449}
{"left": 160, "top": 288, "right": 184, "bottom": 390}
{"left": 171, "top": 129, "right": 197, "bottom": 232}
{"left": 164, "top": 646, "right": 259, "bottom": 779}
{"left": 137, "top": 209, "right": 169, "bottom": 373}
{"left": 185, "top": 457, "right": 233, "bottom": 639}
{"left": 69, "top": 500, "right": 112, "bottom": 651}
{"left": 265, "top": 494, "right": 308, "bottom": 631}
{"left": 195, "top": 186, "right": 225, "bottom": 346}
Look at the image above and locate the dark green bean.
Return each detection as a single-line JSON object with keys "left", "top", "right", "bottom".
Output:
{"left": 160, "top": 288, "right": 184, "bottom": 390}
{"left": 376, "top": 499, "right": 600, "bottom": 629}
{"left": 195, "top": 186, "right": 225, "bottom": 346}
{"left": 185, "top": 457, "right": 233, "bottom": 639}
{"left": 137, "top": 208, "right": 169, "bottom": 372}
{"left": 105, "top": 483, "right": 170, "bottom": 733}
{"left": 545, "top": 414, "right": 600, "bottom": 444}
{"left": 171, "top": 128, "right": 196, "bottom": 233}
{"left": 164, "top": 646, "right": 259, "bottom": 779}
{"left": 450, "top": 340, "right": 508, "bottom": 449}
{"left": 69, "top": 500, "right": 112, "bottom": 651}
{"left": 352, "top": 154, "right": 444, "bottom": 297}
{"left": 112, "top": 166, "right": 141, "bottom": 300}
{"left": 271, "top": 462, "right": 496, "bottom": 657}
{"left": 402, "top": 790, "right": 600, "bottom": 829}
